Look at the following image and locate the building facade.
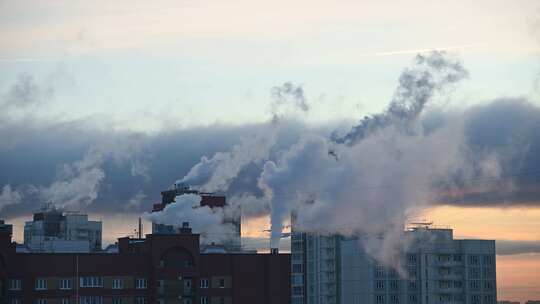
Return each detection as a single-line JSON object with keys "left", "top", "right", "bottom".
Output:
{"left": 292, "top": 225, "right": 497, "bottom": 304}
{"left": 23, "top": 206, "right": 102, "bottom": 253}
{"left": 1, "top": 222, "right": 291, "bottom": 304}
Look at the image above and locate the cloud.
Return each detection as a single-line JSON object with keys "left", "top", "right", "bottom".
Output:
{"left": 497, "top": 240, "right": 540, "bottom": 255}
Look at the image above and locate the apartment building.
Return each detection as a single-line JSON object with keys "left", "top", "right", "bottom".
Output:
{"left": 1, "top": 222, "right": 290, "bottom": 304}
{"left": 23, "top": 205, "right": 102, "bottom": 253}
{"left": 291, "top": 224, "right": 496, "bottom": 304}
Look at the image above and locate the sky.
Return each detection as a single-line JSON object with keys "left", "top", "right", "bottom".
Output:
{"left": 1, "top": 0, "right": 540, "bottom": 302}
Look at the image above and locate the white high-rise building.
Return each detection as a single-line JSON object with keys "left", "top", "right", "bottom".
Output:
{"left": 23, "top": 205, "right": 102, "bottom": 253}
{"left": 292, "top": 225, "right": 497, "bottom": 304}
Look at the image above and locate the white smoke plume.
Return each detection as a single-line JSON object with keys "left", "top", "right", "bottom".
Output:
{"left": 37, "top": 148, "right": 106, "bottom": 208}
{"left": 258, "top": 51, "right": 480, "bottom": 269}
{"left": 178, "top": 82, "right": 310, "bottom": 193}
{"left": 179, "top": 130, "right": 279, "bottom": 192}
{"left": 144, "top": 194, "right": 237, "bottom": 245}
{"left": 0, "top": 185, "right": 23, "bottom": 212}
{"left": 0, "top": 137, "right": 150, "bottom": 213}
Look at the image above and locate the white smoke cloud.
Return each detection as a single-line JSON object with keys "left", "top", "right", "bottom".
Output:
{"left": 256, "top": 51, "right": 485, "bottom": 269}
{"left": 144, "top": 193, "right": 237, "bottom": 245}
{"left": 0, "top": 185, "right": 23, "bottom": 212}
{"left": 179, "top": 130, "right": 279, "bottom": 192}
{"left": 37, "top": 148, "right": 106, "bottom": 209}
{"left": 177, "top": 81, "right": 310, "bottom": 193}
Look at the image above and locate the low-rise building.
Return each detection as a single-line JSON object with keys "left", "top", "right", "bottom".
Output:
{"left": 1, "top": 221, "right": 291, "bottom": 304}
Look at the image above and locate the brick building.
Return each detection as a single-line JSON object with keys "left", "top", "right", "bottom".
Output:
{"left": 0, "top": 221, "right": 290, "bottom": 304}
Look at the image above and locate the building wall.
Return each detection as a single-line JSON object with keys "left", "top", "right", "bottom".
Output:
{"left": 2, "top": 230, "right": 291, "bottom": 304}
{"left": 294, "top": 228, "right": 496, "bottom": 304}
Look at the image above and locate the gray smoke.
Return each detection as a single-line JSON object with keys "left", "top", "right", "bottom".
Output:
{"left": 0, "top": 185, "right": 22, "bottom": 213}
{"left": 270, "top": 82, "right": 309, "bottom": 121}
{"left": 260, "top": 51, "right": 475, "bottom": 267}
{"left": 2, "top": 73, "right": 54, "bottom": 108}
{"left": 332, "top": 51, "right": 468, "bottom": 145}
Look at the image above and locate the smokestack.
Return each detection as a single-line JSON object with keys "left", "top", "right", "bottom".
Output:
{"left": 138, "top": 217, "right": 142, "bottom": 239}
{"left": 271, "top": 247, "right": 279, "bottom": 255}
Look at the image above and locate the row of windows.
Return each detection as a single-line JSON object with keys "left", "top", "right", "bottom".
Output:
{"left": 9, "top": 278, "right": 148, "bottom": 291}
{"left": 157, "top": 297, "right": 227, "bottom": 304}
{"left": 10, "top": 298, "right": 148, "bottom": 304}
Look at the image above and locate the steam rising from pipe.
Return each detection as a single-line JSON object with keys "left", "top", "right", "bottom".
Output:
{"left": 261, "top": 51, "right": 473, "bottom": 265}
{"left": 178, "top": 82, "right": 309, "bottom": 193}
{"left": 144, "top": 193, "right": 237, "bottom": 245}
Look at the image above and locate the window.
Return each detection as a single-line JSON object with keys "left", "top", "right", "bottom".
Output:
{"left": 200, "top": 278, "right": 209, "bottom": 288}
{"left": 35, "top": 299, "right": 47, "bottom": 304}
{"left": 375, "top": 281, "right": 385, "bottom": 290}
{"left": 374, "top": 266, "right": 385, "bottom": 278}
{"left": 375, "top": 295, "right": 385, "bottom": 304}
{"left": 200, "top": 297, "right": 209, "bottom": 304}
{"left": 468, "top": 255, "right": 479, "bottom": 265}
{"left": 390, "top": 280, "right": 399, "bottom": 290}
{"left": 407, "top": 254, "right": 417, "bottom": 264}
{"left": 112, "top": 299, "right": 123, "bottom": 304}
{"left": 408, "top": 266, "right": 417, "bottom": 278}
{"left": 10, "top": 299, "right": 22, "bottom": 304}
{"left": 135, "top": 298, "right": 147, "bottom": 304}
{"left": 293, "top": 286, "right": 303, "bottom": 295}
{"left": 80, "top": 296, "right": 103, "bottom": 304}
{"left": 35, "top": 278, "right": 47, "bottom": 290}
{"left": 409, "top": 295, "right": 417, "bottom": 303}
{"left": 408, "top": 280, "right": 417, "bottom": 290}
{"left": 292, "top": 274, "right": 303, "bottom": 285}
{"left": 80, "top": 277, "right": 103, "bottom": 288}
{"left": 135, "top": 278, "right": 148, "bottom": 289}
{"left": 292, "top": 263, "right": 303, "bottom": 273}
{"left": 112, "top": 278, "right": 123, "bottom": 289}
{"left": 469, "top": 280, "right": 480, "bottom": 290}
{"left": 61, "top": 299, "right": 70, "bottom": 304}
{"left": 60, "top": 278, "right": 72, "bottom": 290}
{"left": 9, "top": 279, "right": 22, "bottom": 290}
{"left": 390, "top": 295, "right": 399, "bottom": 304}
{"left": 219, "top": 278, "right": 225, "bottom": 288}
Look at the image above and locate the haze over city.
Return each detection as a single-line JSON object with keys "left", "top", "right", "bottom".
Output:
{"left": 1, "top": 1, "right": 540, "bottom": 302}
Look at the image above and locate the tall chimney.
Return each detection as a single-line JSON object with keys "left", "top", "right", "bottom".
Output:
{"left": 138, "top": 217, "right": 143, "bottom": 239}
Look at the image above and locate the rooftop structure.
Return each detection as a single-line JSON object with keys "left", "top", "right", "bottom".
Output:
{"left": 23, "top": 205, "right": 102, "bottom": 253}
